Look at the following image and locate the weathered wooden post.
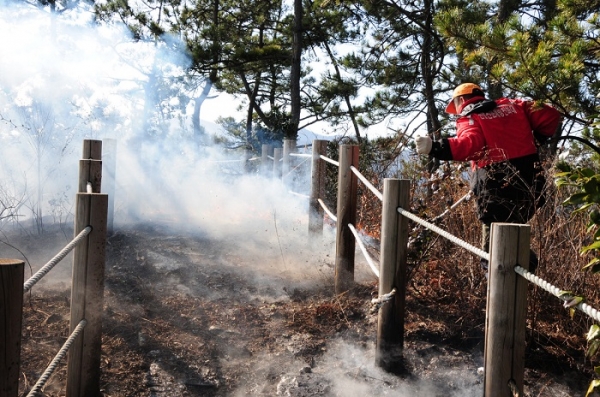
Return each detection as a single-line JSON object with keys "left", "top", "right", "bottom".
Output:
{"left": 282, "top": 138, "right": 296, "bottom": 184}
{"left": 376, "top": 179, "right": 409, "bottom": 370}
{"left": 0, "top": 259, "right": 25, "bottom": 397}
{"left": 244, "top": 146, "right": 253, "bottom": 173}
{"left": 102, "top": 139, "right": 117, "bottom": 235}
{"left": 79, "top": 140, "right": 102, "bottom": 193}
{"left": 309, "top": 140, "right": 327, "bottom": 237}
{"left": 484, "top": 223, "right": 530, "bottom": 397}
{"left": 273, "top": 148, "right": 283, "bottom": 179}
{"left": 261, "top": 144, "right": 273, "bottom": 176}
{"left": 334, "top": 144, "right": 359, "bottom": 294}
{"left": 67, "top": 141, "right": 108, "bottom": 397}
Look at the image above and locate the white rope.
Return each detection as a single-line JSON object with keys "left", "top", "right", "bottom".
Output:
{"left": 319, "top": 155, "right": 339, "bottom": 167}
{"left": 289, "top": 190, "right": 310, "bottom": 199}
{"left": 430, "top": 191, "right": 472, "bottom": 223}
{"left": 350, "top": 166, "right": 383, "bottom": 201}
{"left": 23, "top": 226, "right": 92, "bottom": 293}
{"left": 282, "top": 157, "right": 311, "bottom": 180}
{"left": 318, "top": 199, "right": 337, "bottom": 222}
{"left": 289, "top": 153, "right": 312, "bottom": 158}
{"left": 26, "top": 319, "right": 87, "bottom": 397}
{"left": 209, "top": 159, "right": 245, "bottom": 163}
{"left": 397, "top": 206, "right": 489, "bottom": 261}
{"left": 348, "top": 224, "right": 380, "bottom": 278}
{"left": 515, "top": 266, "right": 600, "bottom": 323}
{"left": 371, "top": 288, "right": 396, "bottom": 313}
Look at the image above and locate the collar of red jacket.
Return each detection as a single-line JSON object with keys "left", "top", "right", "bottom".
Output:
{"left": 457, "top": 97, "right": 486, "bottom": 115}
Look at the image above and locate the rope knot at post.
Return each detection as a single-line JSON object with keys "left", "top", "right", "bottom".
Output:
{"left": 370, "top": 288, "right": 396, "bottom": 314}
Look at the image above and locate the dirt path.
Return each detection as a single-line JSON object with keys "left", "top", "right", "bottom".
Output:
{"left": 10, "top": 224, "right": 591, "bottom": 396}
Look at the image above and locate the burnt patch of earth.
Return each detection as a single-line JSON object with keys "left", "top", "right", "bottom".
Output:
{"left": 10, "top": 224, "right": 593, "bottom": 396}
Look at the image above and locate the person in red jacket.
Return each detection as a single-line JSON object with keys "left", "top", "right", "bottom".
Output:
{"left": 415, "top": 83, "right": 562, "bottom": 272}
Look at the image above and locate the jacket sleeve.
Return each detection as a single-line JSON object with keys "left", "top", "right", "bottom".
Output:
{"left": 430, "top": 139, "right": 453, "bottom": 160}
{"left": 523, "top": 100, "right": 562, "bottom": 138}
{"left": 445, "top": 117, "right": 487, "bottom": 161}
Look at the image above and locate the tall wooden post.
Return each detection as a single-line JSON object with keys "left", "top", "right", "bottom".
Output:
{"left": 0, "top": 259, "right": 24, "bottom": 397}
{"left": 261, "top": 144, "right": 273, "bottom": 176}
{"left": 334, "top": 144, "right": 359, "bottom": 294}
{"left": 67, "top": 140, "right": 108, "bottom": 397}
{"left": 79, "top": 140, "right": 102, "bottom": 193}
{"left": 376, "top": 179, "right": 409, "bottom": 370}
{"left": 273, "top": 148, "right": 283, "bottom": 179}
{"left": 102, "top": 139, "right": 117, "bottom": 235}
{"left": 484, "top": 223, "right": 530, "bottom": 397}
{"left": 282, "top": 138, "right": 296, "bottom": 184}
{"left": 309, "top": 140, "right": 327, "bottom": 237}
{"left": 66, "top": 193, "right": 108, "bottom": 397}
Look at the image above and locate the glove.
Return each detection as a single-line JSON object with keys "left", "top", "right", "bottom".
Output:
{"left": 415, "top": 135, "right": 432, "bottom": 155}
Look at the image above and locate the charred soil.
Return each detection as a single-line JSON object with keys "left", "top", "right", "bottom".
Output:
{"left": 13, "top": 224, "right": 593, "bottom": 396}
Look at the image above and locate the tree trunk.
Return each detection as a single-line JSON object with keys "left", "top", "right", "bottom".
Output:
{"left": 288, "top": 0, "right": 303, "bottom": 140}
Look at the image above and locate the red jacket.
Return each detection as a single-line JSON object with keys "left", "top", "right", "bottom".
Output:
{"left": 429, "top": 96, "right": 562, "bottom": 225}
{"left": 447, "top": 97, "right": 561, "bottom": 168}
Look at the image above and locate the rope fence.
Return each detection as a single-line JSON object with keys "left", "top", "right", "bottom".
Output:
{"left": 26, "top": 319, "right": 87, "bottom": 397}
{"left": 2, "top": 139, "right": 109, "bottom": 397}
{"left": 289, "top": 191, "right": 310, "bottom": 199}
{"left": 23, "top": 226, "right": 92, "bottom": 293}
{"left": 397, "top": 206, "right": 490, "bottom": 261}
{"left": 295, "top": 139, "right": 600, "bottom": 393}
{"left": 348, "top": 224, "right": 380, "bottom": 278}
{"left": 319, "top": 154, "right": 339, "bottom": 167}
{"left": 318, "top": 199, "right": 337, "bottom": 222}
{"left": 515, "top": 265, "right": 600, "bottom": 323}
{"left": 350, "top": 165, "right": 383, "bottom": 201}
{"left": 289, "top": 153, "right": 312, "bottom": 158}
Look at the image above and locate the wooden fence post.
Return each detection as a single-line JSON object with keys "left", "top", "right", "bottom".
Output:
{"left": 102, "top": 139, "right": 117, "bottom": 235}
{"left": 484, "top": 222, "right": 530, "bottom": 397}
{"left": 79, "top": 140, "right": 102, "bottom": 193}
{"left": 66, "top": 193, "right": 108, "bottom": 397}
{"left": 0, "top": 259, "right": 25, "bottom": 397}
{"left": 334, "top": 144, "right": 359, "bottom": 294}
{"left": 273, "top": 148, "right": 283, "bottom": 179}
{"left": 67, "top": 140, "right": 108, "bottom": 397}
{"left": 376, "top": 179, "right": 409, "bottom": 370}
{"left": 261, "top": 144, "right": 273, "bottom": 176}
{"left": 282, "top": 138, "right": 296, "bottom": 184}
{"left": 309, "top": 140, "right": 327, "bottom": 237}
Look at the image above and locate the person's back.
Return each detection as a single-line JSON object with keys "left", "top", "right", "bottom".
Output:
{"left": 414, "top": 83, "right": 562, "bottom": 273}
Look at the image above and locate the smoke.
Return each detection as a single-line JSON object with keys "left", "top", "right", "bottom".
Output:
{"left": 0, "top": 4, "right": 480, "bottom": 396}
{"left": 230, "top": 339, "right": 484, "bottom": 397}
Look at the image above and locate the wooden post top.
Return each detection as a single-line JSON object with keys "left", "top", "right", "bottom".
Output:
{"left": 0, "top": 259, "right": 24, "bottom": 266}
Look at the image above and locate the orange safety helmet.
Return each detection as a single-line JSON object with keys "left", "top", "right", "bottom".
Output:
{"left": 445, "top": 83, "right": 485, "bottom": 114}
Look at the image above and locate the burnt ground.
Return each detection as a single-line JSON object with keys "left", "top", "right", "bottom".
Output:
{"left": 9, "top": 223, "right": 595, "bottom": 396}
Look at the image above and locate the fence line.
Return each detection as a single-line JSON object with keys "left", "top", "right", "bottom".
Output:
{"left": 319, "top": 154, "right": 339, "bottom": 166}
{"left": 397, "top": 206, "right": 489, "bottom": 261}
{"left": 304, "top": 141, "right": 529, "bottom": 386}
{"left": 350, "top": 166, "right": 383, "bottom": 201}
{"left": 515, "top": 265, "right": 600, "bottom": 323}
{"left": 289, "top": 191, "right": 310, "bottom": 199}
{"left": 26, "top": 319, "right": 87, "bottom": 397}
{"left": 2, "top": 139, "right": 109, "bottom": 397}
{"left": 318, "top": 199, "right": 337, "bottom": 222}
{"left": 430, "top": 191, "right": 472, "bottom": 223}
{"left": 348, "top": 224, "right": 380, "bottom": 278}
{"left": 289, "top": 153, "right": 312, "bottom": 158}
{"left": 23, "top": 226, "right": 92, "bottom": 293}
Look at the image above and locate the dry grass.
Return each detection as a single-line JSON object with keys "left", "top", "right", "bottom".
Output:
{"left": 350, "top": 152, "right": 600, "bottom": 378}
